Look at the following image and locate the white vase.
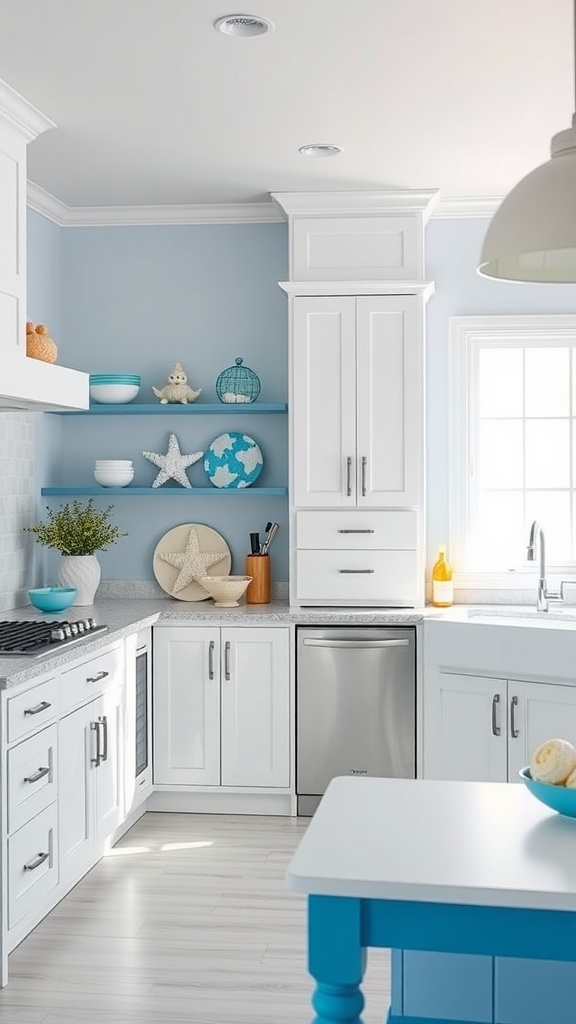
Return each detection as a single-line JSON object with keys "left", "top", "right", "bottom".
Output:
{"left": 58, "top": 555, "right": 101, "bottom": 606}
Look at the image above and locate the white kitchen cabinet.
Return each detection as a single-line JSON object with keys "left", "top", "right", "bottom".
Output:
{"left": 424, "top": 669, "right": 576, "bottom": 782}
{"left": 291, "top": 294, "right": 422, "bottom": 509}
{"left": 58, "top": 685, "right": 124, "bottom": 889}
{"left": 124, "top": 629, "right": 153, "bottom": 815}
{"left": 153, "top": 625, "right": 290, "bottom": 790}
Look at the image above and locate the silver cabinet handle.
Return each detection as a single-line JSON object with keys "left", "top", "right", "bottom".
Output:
{"left": 337, "top": 529, "right": 375, "bottom": 534}
{"left": 510, "top": 695, "right": 520, "bottom": 738}
{"left": 224, "top": 641, "right": 231, "bottom": 681}
{"left": 100, "top": 716, "right": 108, "bottom": 763}
{"left": 86, "top": 670, "right": 109, "bottom": 683}
{"left": 491, "top": 694, "right": 501, "bottom": 737}
{"left": 208, "top": 640, "right": 215, "bottom": 680}
{"left": 90, "top": 720, "right": 101, "bottom": 765}
{"left": 346, "top": 457, "right": 352, "bottom": 497}
{"left": 303, "top": 638, "right": 409, "bottom": 649}
{"left": 361, "top": 456, "right": 367, "bottom": 497}
{"left": 24, "top": 766, "right": 50, "bottom": 784}
{"left": 338, "top": 569, "right": 375, "bottom": 574}
{"left": 24, "top": 851, "right": 49, "bottom": 872}
{"left": 24, "top": 700, "right": 51, "bottom": 717}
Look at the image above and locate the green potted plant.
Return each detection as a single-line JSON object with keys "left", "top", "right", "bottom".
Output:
{"left": 25, "top": 499, "right": 127, "bottom": 605}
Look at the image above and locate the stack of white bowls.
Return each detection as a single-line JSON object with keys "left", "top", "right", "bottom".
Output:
{"left": 89, "top": 374, "right": 141, "bottom": 404}
{"left": 94, "top": 460, "right": 135, "bottom": 487}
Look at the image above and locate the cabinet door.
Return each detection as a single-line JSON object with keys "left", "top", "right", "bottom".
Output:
{"left": 94, "top": 687, "right": 124, "bottom": 846}
{"left": 0, "top": 121, "right": 26, "bottom": 357}
{"left": 495, "top": 957, "right": 576, "bottom": 1024}
{"left": 153, "top": 627, "right": 220, "bottom": 786}
{"left": 292, "top": 296, "right": 357, "bottom": 507}
{"left": 58, "top": 702, "right": 96, "bottom": 889}
{"left": 506, "top": 679, "right": 576, "bottom": 782}
{"left": 221, "top": 628, "right": 290, "bottom": 788}
{"left": 423, "top": 670, "right": 507, "bottom": 781}
{"left": 356, "top": 296, "right": 422, "bottom": 507}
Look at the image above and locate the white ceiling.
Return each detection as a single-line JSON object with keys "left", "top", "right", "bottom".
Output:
{"left": 0, "top": 0, "right": 571, "bottom": 211}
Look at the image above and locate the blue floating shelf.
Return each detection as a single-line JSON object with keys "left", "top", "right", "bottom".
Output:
{"left": 51, "top": 402, "right": 287, "bottom": 415}
{"left": 41, "top": 486, "right": 288, "bottom": 496}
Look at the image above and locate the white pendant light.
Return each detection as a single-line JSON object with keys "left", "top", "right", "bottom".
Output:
{"left": 478, "top": 3, "right": 576, "bottom": 283}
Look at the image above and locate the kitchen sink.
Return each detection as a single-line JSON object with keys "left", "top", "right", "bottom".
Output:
{"left": 467, "top": 607, "right": 576, "bottom": 625}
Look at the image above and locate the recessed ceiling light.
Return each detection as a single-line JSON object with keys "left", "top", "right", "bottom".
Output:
{"left": 299, "top": 144, "right": 343, "bottom": 158}
{"left": 214, "top": 14, "right": 274, "bottom": 37}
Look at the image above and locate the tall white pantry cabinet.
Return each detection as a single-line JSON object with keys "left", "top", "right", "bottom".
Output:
{"left": 272, "top": 190, "right": 438, "bottom": 607}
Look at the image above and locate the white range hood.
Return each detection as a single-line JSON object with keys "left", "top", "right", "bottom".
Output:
{"left": 0, "top": 78, "right": 90, "bottom": 413}
{"left": 0, "top": 351, "right": 89, "bottom": 412}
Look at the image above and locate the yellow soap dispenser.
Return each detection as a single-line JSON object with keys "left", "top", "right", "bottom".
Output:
{"left": 431, "top": 545, "right": 453, "bottom": 608}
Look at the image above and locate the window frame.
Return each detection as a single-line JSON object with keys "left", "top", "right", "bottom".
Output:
{"left": 449, "top": 314, "right": 576, "bottom": 591}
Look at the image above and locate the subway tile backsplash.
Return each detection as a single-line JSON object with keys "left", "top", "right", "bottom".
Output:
{"left": 0, "top": 412, "right": 35, "bottom": 613}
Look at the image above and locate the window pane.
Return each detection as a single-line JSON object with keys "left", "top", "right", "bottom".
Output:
{"left": 525, "top": 420, "right": 570, "bottom": 488}
{"left": 525, "top": 347, "right": 569, "bottom": 417}
{"left": 478, "top": 348, "right": 523, "bottom": 417}
{"left": 525, "top": 492, "right": 571, "bottom": 563}
{"left": 473, "top": 492, "right": 524, "bottom": 568}
{"left": 477, "top": 420, "right": 523, "bottom": 488}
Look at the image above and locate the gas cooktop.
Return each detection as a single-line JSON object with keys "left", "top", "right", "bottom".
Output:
{"left": 0, "top": 618, "right": 108, "bottom": 657}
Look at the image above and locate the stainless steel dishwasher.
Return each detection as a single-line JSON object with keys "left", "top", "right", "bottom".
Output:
{"left": 296, "top": 626, "right": 416, "bottom": 815}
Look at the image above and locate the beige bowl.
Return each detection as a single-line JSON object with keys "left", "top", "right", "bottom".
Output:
{"left": 197, "top": 575, "right": 252, "bottom": 607}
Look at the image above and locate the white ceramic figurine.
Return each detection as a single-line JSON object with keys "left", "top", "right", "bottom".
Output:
{"left": 151, "top": 362, "right": 202, "bottom": 404}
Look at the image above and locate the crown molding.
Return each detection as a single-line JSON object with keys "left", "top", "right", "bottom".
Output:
{"left": 27, "top": 182, "right": 502, "bottom": 227}
{"left": 279, "top": 280, "right": 435, "bottom": 301}
{"left": 26, "top": 182, "right": 283, "bottom": 226}
{"left": 271, "top": 189, "right": 441, "bottom": 222}
{"left": 0, "top": 81, "right": 55, "bottom": 142}
{"left": 433, "top": 195, "right": 502, "bottom": 218}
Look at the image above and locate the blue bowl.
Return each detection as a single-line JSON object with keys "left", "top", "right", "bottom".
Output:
{"left": 519, "top": 767, "right": 576, "bottom": 818}
{"left": 28, "top": 587, "right": 77, "bottom": 612}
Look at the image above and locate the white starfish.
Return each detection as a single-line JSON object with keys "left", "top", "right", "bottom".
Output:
{"left": 142, "top": 433, "right": 203, "bottom": 488}
{"left": 158, "top": 527, "right": 227, "bottom": 594}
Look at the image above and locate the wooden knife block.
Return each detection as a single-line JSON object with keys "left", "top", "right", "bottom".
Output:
{"left": 245, "top": 554, "right": 271, "bottom": 604}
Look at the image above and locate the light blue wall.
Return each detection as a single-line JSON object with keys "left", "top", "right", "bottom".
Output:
{"left": 32, "top": 221, "right": 289, "bottom": 583}
{"left": 27, "top": 210, "right": 576, "bottom": 590}
{"left": 425, "top": 217, "right": 576, "bottom": 575}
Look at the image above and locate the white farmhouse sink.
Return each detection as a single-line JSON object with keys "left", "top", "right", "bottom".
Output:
{"left": 467, "top": 607, "right": 576, "bottom": 626}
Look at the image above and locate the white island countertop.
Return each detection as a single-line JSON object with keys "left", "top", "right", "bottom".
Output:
{"left": 286, "top": 775, "right": 576, "bottom": 912}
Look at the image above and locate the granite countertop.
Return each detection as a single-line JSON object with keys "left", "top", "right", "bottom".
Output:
{"left": 3, "top": 596, "right": 570, "bottom": 690}
{"left": 0, "top": 597, "right": 430, "bottom": 689}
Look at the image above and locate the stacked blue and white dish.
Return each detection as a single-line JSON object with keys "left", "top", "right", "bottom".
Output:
{"left": 89, "top": 373, "right": 141, "bottom": 404}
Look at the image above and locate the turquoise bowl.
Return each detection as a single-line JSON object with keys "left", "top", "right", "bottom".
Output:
{"left": 28, "top": 587, "right": 77, "bottom": 612}
{"left": 519, "top": 767, "right": 576, "bottom": 818}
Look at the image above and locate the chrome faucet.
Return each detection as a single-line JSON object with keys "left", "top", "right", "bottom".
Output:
{"left": 527, "top": 521, "right": 549, "bottom": 611}
{"left": 526, "top": 520, "right": 572, "bottom": 612}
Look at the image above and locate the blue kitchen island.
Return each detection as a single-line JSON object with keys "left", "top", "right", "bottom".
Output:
{"left": 286, "top": 776, "right": 576, "bottom": 1024}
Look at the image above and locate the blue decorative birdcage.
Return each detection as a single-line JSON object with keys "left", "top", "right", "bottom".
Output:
{"left": 215, "top": 357, "right": 261, "bottom": 404}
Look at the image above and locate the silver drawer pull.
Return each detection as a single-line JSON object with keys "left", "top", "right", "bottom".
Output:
{"left": 303, "top": 638, "right": 409, "bottom": 649}
{"left": 24, "top": 766, "right": 50, "bottom": 784}
{"left": 100, "top": 716, "right": 108, "bottom": 763}
{"left": 337, "top": 529, "right": 375, "bottom": 534}
{"left": 491, "top": 694, "right": 501, "bottom": 737}
{"left": 208, "top": 640, "right": 215, "bottom": 680}
{"left": 510, "top": 695, "right": 520, "bottom": 738}
{"left": 24, "top": 701, "right": 51, "bottom": 717}
{"left": 86, "top": 670, "right": 109, "bottom": 683}
{"left": 346, "top": 457, "right": 352, "bottom": 497}
{"left": 224, "top": 641, "right": 231, "bottom": 681}
{"left": 24, "top": 851, "right": 49, "bottom": 872}
{"left": 361, "top": 456, "right": 367, "bottom": 497}
{"left": 338, "top": 569, "right": 375, "bottom": 574}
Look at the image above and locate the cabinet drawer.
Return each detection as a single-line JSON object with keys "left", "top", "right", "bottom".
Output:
{"left": 60, "top": 643, "right": 124, "bottom": 714}
{"left": 297, "top": 509, "right": 417, "bottom": 549}
{"left": 296, "top": 549, "right": 418, "bottom": 604}
{"left": 7, "top": 677, "right": 59, "bottom": 743}
{"left": 8, "top": 724, "right": 57, "bottom": 834}
{"left": 8, "top": 803, "right": 58, "bottom": 929}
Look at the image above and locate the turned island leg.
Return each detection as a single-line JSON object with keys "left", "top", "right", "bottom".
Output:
{"left": 308, "top": 895, "right": 366, "bottom": 1024}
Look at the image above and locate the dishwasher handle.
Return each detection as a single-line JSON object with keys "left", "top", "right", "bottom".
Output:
{"left": 301, "top": 638, "right": 410, "bottom": 649}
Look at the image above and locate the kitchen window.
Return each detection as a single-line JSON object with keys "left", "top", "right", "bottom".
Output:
{"left": 449, "top": 315, "right": 576, "bottom": 588}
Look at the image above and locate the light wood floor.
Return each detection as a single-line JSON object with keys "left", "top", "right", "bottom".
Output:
{"left": 0, "top": 812, "right": 390, "bottom": 1023}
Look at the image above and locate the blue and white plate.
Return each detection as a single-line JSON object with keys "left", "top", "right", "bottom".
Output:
{"left": 204, "top": 432, "right": 263, "bottom": 488}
